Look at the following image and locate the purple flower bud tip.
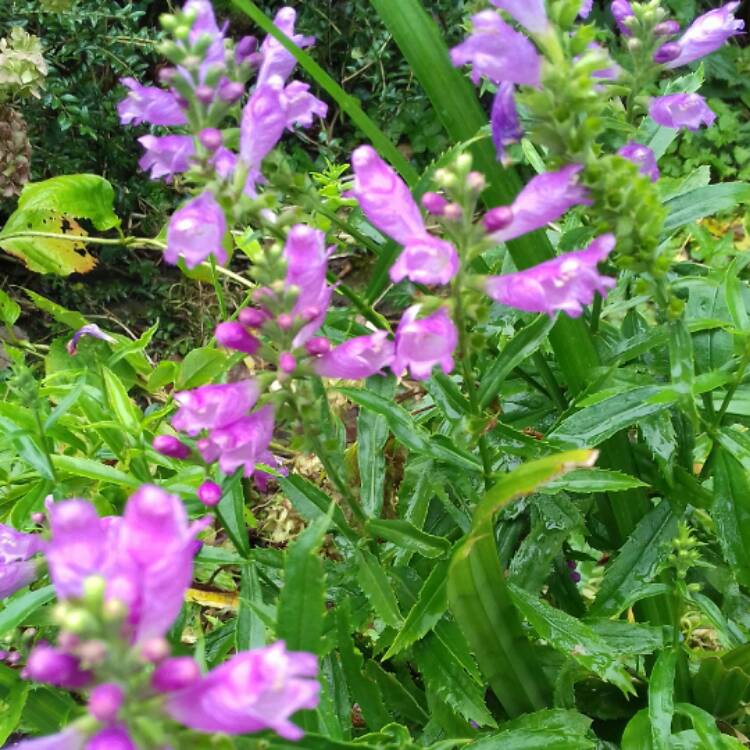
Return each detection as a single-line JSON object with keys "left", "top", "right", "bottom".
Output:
{"left": 618, "top": 141, "right": 660, "bottom": 182}
{"left": 238, "top": 307, "right": 267, "bottom": 328}
{"left": 649, "top": 93, "right": 716, "bottom": 131}
{"left": 443, "top": 203, "right": 463, "bottom": 222}
{"left": 654, "top": 42, "right": 682, "bottom": 64}
{"left": 0, "top": 650, "right": 7, "bottom": 662}
{"left": 152, "top": 435, "right": 191, "bottom": 460}
{"left": 89, "top": 683, "right": 125, "bottom": 722}
{"left": 31, "top": 512, "right": 46, "bottom": 525}
{"left": 158, "top": 67, "right": 177, "bottom": 85}
{"left": 66, "top": 324, "right": 117, "bottom": 355}
{"left": 197, "top": 480, "right": 222, "bottom": 507}
{"left": 219, "top": 80, "right": 245, "bottom": 103}
{"left": 199, "top": 128, "right": 223, "bottom": 150}
{"left": 483, "top": 206, "right": 514, "bottom": 233}
{"left": 277, "top": 313, "right": 293, "bottom": 330}
{"left": 279, "top": 352, "right": 296, "bottom": 374}
{"left": 467, "top": 171, "right": 486, "bottom": 191}
{"left": 570, "top": 571, "right": 582, "bottom": 583}
{"left": 305, "top": 337, "right": 331, "bottom": 356}
{"left": 654, "top": 20, "right": 681, "bottom": 36}
{"left": 215, "top": 321, "right": 260, "bottom": 356}
{"left": 25, "top": 644, "right": 90, "bottom": 688}
{"left": 421, "top": 192, "right": 448, "bottom": 215}
{"left": 566, "top": 559, "right": 577, "bottom": 570}
{"left": 152, "top": 656, "right": 201, "bottom": 692}
{"left": 195, "top": 84, "right": 215, "bottom": 104}
{"left": 138, "top": 637, "right": 170, "bottom": 663}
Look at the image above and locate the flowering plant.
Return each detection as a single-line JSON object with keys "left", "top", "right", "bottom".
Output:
{"left": 2, "top": 1, "right": 750, "bottom": 748}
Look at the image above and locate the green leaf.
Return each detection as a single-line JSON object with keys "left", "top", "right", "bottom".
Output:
{"left": 0, "top": 586, "right": 55, "bottom": 637}
{"left": 236, "top": 563, "right": 265, "bottom": 651}
{"left": 649, "top": 649, "right": 677, "bottom": 750}
{"left": 358, "top": 377, "right": 394, "bottom": 517}
{"left": 217, "top": 472, "right": 251, "bottom": 557}
{"left": 712, "top": 448, "right": 750, "bottom": 588}
{"left": 622, "top": 709, "right": 655, "bottom": 750}
{"left": 0, "top": 664, "right": 29, "bottom": 746}
{"left": 589, "top": 501, "right": 679, "bottom": 618}
{"left": 0, "top": 289, "right": 20, "bottom": 327}
{"left": 339, "top": 386, "right": 482, "bottom": 472}
{"left": 356, "top": 548, "right": 402, "bottom": 628}
{"left": 102, "top": 367, "right": 140, "bottom": 433}
{"left": 25, "top": 289, "right": 87, "bottom": 330}
{"left": 478, "top": 315, "right": 556, "bottom": 409}
{"left": 674, "top": 703, "right": 739, "bottom": 750}
{"left": 277, "top": 512, "right": 331, "bottom": 654}
{"left": 176, "top": 347, "right": 230, "bottom": 389}
{"left": 544, "top": 468, "right": 648, "bottom": 494}
{"left": 384, "top": 560, "right": 449, "bottom": 659}
{"left": 366, "top": 519, "right": 451, "bottom": 558}
{"left": 663, "top": 182, "right": 750, "bottom": 233}
{"left": 146, "top": 361, "right": 178, "bottom": 392}
{"left": 549, "top": 387, "right": 678, "bottom": 448}
{"left": 508, "top": 583, "right": 635, "bottom": 696}
{"left": 50, "top": 455, "right": 139, "bottom": 487}
{"left": 280, "top": 474, "right": 355, "bottom": 542}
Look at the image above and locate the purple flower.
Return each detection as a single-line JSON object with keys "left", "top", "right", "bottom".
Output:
{"left": 253, "top": 451, "right": 287, "bottom": 493}
{"left": 212, "top": 147, "right": 238, "bottom": 180}
{"left": 172, "top": 381, "right": 260, "bottom": 436}
{"left": 618, "top": 141, "right": 660, "bottom": 182}
{"left": 66, "top": 324, "right": 116, "bottom": 356}
{"left": 117, "top": 78, "right": 187, "bottom": 127}
{"left": 240, "top": 77, "right": 288, "bottom": 194}
{"left": 86, "top": 727, "right": 136, "bottom": 750}
{"left": 197, "top": 481, "right": 222, "bottom": 507}
{"left": 487, "top": 165, "right": 591, "bottom": 244}
{"left": 0, "top": 524, "right": 44, "bottom": 598}
{"left": 579, "top": 0, "right": 594, "bottom": 18}
{"left": 215, "top": 321, "right": 260, "bottom": 356}
{"left": 198, "top": 406, "right": 275, "bottom": 478}
{"left": 164, "top": 191, "right": 228, "bottom": 269}
{"left": 649, "top": 93, "right": 716, "bottom": 131}
{"left": 654, "top": 42, "right": 682, "bottom": 64}
{"left": 137, "top": 135, "right": 194, "bottom": 181}
{"left": 9, "top": 728, "right": 85, "bottom": 750}
{"left": 152, "top": 656, "right": 202, "bottom": 692}
{"left": 183, "top": 0, "right": 227, "bottom": 82}
{"left": 489, "top": 0, "right": 549, "bottom": 34}
{"left": 314, "top": 331, "right": 395, "bottom": 379}
{"left": 485, "top": 233, "right": 616, "bottom": 317}
{"left": 611, "top": 0, "right": 635, "bottom": 35}
{"left": 392, "top": 306, "right": 458, "bottom": 381}
{"left": 24, "top": 643, "right": 90, "bottom": 689}
{"left": 257, "top": 7, "right": 315, "bottom": 87}
{"left": 165, "top": 641, "right": 320, "bottom": 740}
{"left": 283, "top": 81, "right": 327, "bottom": 129}
{"left": 390, "top": 235, "right": 459, "bottom": 286}
{"left": 665, "top": 3, "right": 744, "bottom": 69}
{"left": 350, "top": 145, "right": 426, "bottom": 246}
{"left": 152, "top": 435, "right": 191, "bottom": 459}
{"left": 491, "top": 82, "right": 522, "bottom": 161}
{"left": 450, "top": 11, "right": 541, "bottom": 86}
{"left": 587, "top": 42, "right": 621, "bottom": 80}
{"left": 88, "top": 683, "right": 125, "bottom": 723}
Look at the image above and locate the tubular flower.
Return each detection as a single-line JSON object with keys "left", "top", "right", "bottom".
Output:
{"left": 486, "top": 165, "right": 591, "bottom": 244}
{"left": 665, "top": 2, "right": 744, "bottom": 69}
{"left": 164, "top": 191, "right": 228, "bottom": 269}
{"left": 137, "top": 135, "right": 194, "bottom": 181}
{"left": 0, "top": 525, "right": 45, "bottom": 599}
{"left": 649, "top": 93, "right": 716, "bottom": 131}
{"left": 485, "top": 234, "right": 616, "bottom": 318}
{"left": 117, "top": 79, "right": 187, "bottom": 127}
{"left": 491, "top": 82, "right": 523, "bottom": 161}
{"left": 489, "top": 0, "right": 549, "bottom": 34}
{"left": 579, "top": 0, "right": 594, "bottom": 18}
{"left": 282, "top": 81, "right": 328, "bottom": 129}
{"left": 256, "top": 7, "right": 315, "bottom": 87}
{"left": 390, "top": 236, "right": 459, "bottom": 286}
{"left": 24, "top": 643, "right": 91, "bottom": 689}
{"left": 617, "top": 142, "right": 660, "bottom": 182}
{"left": 611, "top": 0, "right": 635, "bottom": 35}
{"left": 392, "top": 306, "right": 458, "bottom": 381}
{"left": 450, "top": 10, "right": 541, "bottom": 86}
{"left": 172, "top": 381, "right": 260, "bottom": 436}
{"left": 9, "top": 728, "right": 86, "bottom": 750}
{"left": 182, "top": 0, "right": 227, "bottom": 82}
{"left": 165, "top": 642, "right": 320, "bottom": 740}
{"left": 66, "top": 325, "right": 116, "bottom": 356}
{"left": 314, "top": 331, "right": 395, "bottom": 379}
{"left": 85, "top": 727, "right": 136, "bottom": 750}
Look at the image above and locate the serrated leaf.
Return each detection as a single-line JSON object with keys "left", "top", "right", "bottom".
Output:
{"left": 216, "top": 471, "right": 250, "bottom": 557}
{"left": 508, "top": 583, "right": 635, "bottom": 696}
{"left": 0, "top": 586, "right": 55, "bottom": 637}
{"left": 356, "top": 548, "right": 402, "bottom": 628}
{"left": 0, "top": 664, "right": 29, "bottom": 745}
{"left": 280, "top": 475, "right": 355, "bottom": 542}
{"left": 102, "top": 367, "right": 140, "bottom": 433}
{"left": 649, "top": 649, "right": 676, "bottom": 750}
{"left": 367, "top": 519, "right": 451, "bottom": 558}
{"left": 358, "top": 376, "right": 394, "bottom": 517}
{"left": 0, "top": 289, "right": 20, "bottom": 327}
{"left": 50, "top": 455, "right": 139, "bottom": 487}
{"left": 663, "top": 182, "right": 750, "bottom": 233}
{"left": 544, "top": 469, "right": 648, "bottom": 494}
{"left": 176, "top": 347, "right": 230, "bottom": 389}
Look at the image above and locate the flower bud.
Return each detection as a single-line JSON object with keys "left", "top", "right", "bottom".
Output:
{"left": 455, "top": 153, "right": 473, "bottom": 173}
{"left": 279, "top": 352, "right": 296, "bottom": 374}
{"left": 236, "top": 35, "right": 258, "bottom": 63}
{"left": 626, "top": 36, "right": 642, "bottom": 52}
{"left": 152, "top": 435, "right": 190, "bottom": 460}
{"left": 138, "top": 637, "right": 170, "bottom": 664}
{"left": 421, "top": 192, "right": 448, "bottom": 215}
{"left": 654, "top": 20, "right": 680, "bottom": 36}
{"left": 199, "top": 128, "right": 223, "bottom": 151}
{"left": 197, "top": 480, "right": 222, "bottom": 507}
{"left": 0, "top": 650, "right": 7, "bottom": 662}
{"left": 483, "top": 206, "right": 514, "bottom": 233}
{"left": 89, "top": 683, "right": 124, "bottom": 723}
{"left": 77, "top": 639, "right": 108, "bottom": 668}
{"left": 87, "top": 727, "right": 136, "bottom": 750}
{"left": 653, "top": 42, "right": 681, "bottom": 64}
{"left": 277, "top": 313, "right": 293, "bottom": 330}
{"left": 25, "top": 644, "right": 89, "bottom": 688}
{"left": 195, "top": 85, "right": 215, "bottom": 104}
{"left": 159, "top": 13, "right": 177, "bottom": 31}
{"left": 219, "top": 80, "right": 245, "bottom": 103}
{"left": 215, "top": 322, "right": 260, "bottom": 356}
{"left": 305, "top": 337, "right": 331, "bottom": 356}
{"left": 158, "top": 67, "right": 177, "bottom": 85}
{"left": 467, "top": 171, "right": 486, "bottom": 193}
{"left": 152, "top": 656, "right": 201, "bottom": 692}
{"left": 443, "top": 203, "right": 463, "bottom": 221}
{"left": 83, "top": 575, "right": 106, "bottom": 607}
{"left": 238, "top": 307, "right": 267, "bottom": 328}
{"left": 31, "top": 512, "right": 45, "bottom": 525}
{"left": 6, "top": 651, "right": 20, "bottom": 665}
{"left": 102, "top": 598, "right": 128, "bottom": 623}
{"left": 173, "top": 25, "right": 191, "bottom": 42}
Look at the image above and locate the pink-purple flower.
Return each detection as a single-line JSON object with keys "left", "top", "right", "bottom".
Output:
{"left": 314, "top": 331, "right": 395, "bottom": 379}
{"left": 66, "top": 324, "right": 116, "bottom": 356}
{"left": 450, "top": 10, "right": 541, "bottom": 86}
{"left": 24, "top": 643, "right": 90, "bottom": 689}
{"left": 489, "top": 0, "right": 549, "bottom": 34}
{"left": 665, "top": 2, "right": 744, "bottom": 69}
{"left": 172, "top": 381, "right": 260, "bottom": 436}
{"left": 392, "top": 306, "right": 458, "bottom": 381}
{"left": 117, "top": 78, "right": 187, "bottom": 127}
{"left": 137, "top": 135, "right": 194, "bottom": 181}
{"left": 491, "top": 82, "right": 522, "bottom": 161}
{"left": 485, "top": 234, "right": 616, "bottom": 317}
{"left": 283, "top": 81, "right": 328, "bottom": 129}
{"left": 165, "top": 641, "right": 320, "bottom": 740}
{"left": 611, "top": 0, "right": 635, "bottom": 35}
{"left": 0, "top": 525, "right": 45, "bottom": 599}
{"left": 390, "top": 236, "right": 459, "bottom": 286}
{"left": 164, "top": 191, "right": 228, "bottom": 269}
{"left": 257, "top": 7, "right": 315, "bottom": 87}
{"left": 9, "top": 727, "right": 86, "bottom": 750}
{"left": 649, "top": 93, "right": 716, "bottom": 131}
{"left": 486, "top": 164, "right": 591, "bottom": 244}
{"left": 618, "top": 142, "right": 660, "bottom": 182}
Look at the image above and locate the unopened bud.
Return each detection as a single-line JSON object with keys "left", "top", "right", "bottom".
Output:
{"left": 77, "top": 639, "right": 108, "bottom": 668}
{"left": 152, "top": 657, "right": 201, "bottom": 693}
{"left": 173, "top": 25, "right": 191, "bottom": 42}
{"left": 277, "top": 313, "right": 293, "bottom": 330}
{"left": 483, "top": 205, "right": 514, "bottom": 233}
{"left": 467, "top": 171, "right": 486, "bottom": 193}
{"left": 626, "top": 36, "right": 641, "bottom": 53}
{"left": 195, "top": 85, "right": 215, "bottom": 104}
{"left": 139, "top": 637, "right": 170, "bottom": 664}
{"left": 89, "top": 683, "right": 125, "bottom": 723}
{"left": 455, "top": 153, "right": 473, "bottom": 173}
{"left": 102, "top": 598, "right": 128, "bottom": 623}
{"left": 215, "top": 321, "right": 260, "bottom": 356}
{"left": 158, "top": 67, "right": 177, "bottom": 85}
{"left": 152, "top": 435, "right": 190, "bottom": 460}
{"left": 238, "top": 307, "right": 267, "bottom": 328}
{"left": 421, "top": 192, "right": 448, "bottom": 215}
{"left": 159, "top": 13, "right": 177, "bottom": 31}
{"left": 305, "top": 337, "right": 331, "bottom": 356}
{"left": 197, "top": 480, "right": 222, "bottom": 507}
{"left": 83, "top": 576, "right": 106, "bottom": 607}
{"left": 443, "top": 203, "right": 463, "bottom": 222}
{"left": 31, "top": 512, "right": 45, "bottom": 525}
{"left": 219, "top": 80, "right": 245, "bottom": 104}
{"left": 279, "top": 352, "right": 296, "bottom": 374}
{"left": 654, "top": 19, "right": 680, "bottom": 36}
{"left": 653, "top": 42, "right": 681, "bottom": 64}
{"left": 199, "top": 128, "right": 223, "bottom": 151}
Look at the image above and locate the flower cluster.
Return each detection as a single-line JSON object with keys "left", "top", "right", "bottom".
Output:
{"left": 1, "top": 486, "right": 319, "bottom": 749}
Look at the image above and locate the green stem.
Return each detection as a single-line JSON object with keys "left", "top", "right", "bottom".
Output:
{"left": 532, "top": 352, "right": 567, "bottom": 412}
